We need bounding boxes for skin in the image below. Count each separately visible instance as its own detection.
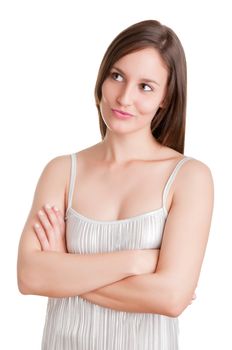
[17,47,213,316]
[33,205,197,311]
[100,47,167,149]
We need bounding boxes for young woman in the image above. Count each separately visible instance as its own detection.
[17,19,214,349]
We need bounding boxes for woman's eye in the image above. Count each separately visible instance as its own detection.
[111,72,123,81]
[110,73,153,92]
[141,83,152,92]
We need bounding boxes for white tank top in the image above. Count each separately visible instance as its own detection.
[42,152,193,350]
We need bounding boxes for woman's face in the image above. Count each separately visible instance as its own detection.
[100,47,168,134]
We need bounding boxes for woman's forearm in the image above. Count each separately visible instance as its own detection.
[80,272,187,317]
[18,250,137,297]
[80,274,160,314]
[19,200,160,298]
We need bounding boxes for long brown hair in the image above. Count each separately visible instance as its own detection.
[94,19,187,153]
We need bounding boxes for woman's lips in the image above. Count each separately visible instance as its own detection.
[111,109,134,119]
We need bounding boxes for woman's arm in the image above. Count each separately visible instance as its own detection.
[17,156,157,297]
[79,272,194,316]
[79,160,214,317]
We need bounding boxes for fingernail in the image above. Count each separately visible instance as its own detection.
[53,206,59,211]
[38,210,44,216]
[45,203,51,209]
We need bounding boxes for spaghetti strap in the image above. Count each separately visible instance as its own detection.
[162,156,193,215]
[64,153,193,219]
[65,153,77,220]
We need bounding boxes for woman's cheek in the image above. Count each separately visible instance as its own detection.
[138,98,159,116]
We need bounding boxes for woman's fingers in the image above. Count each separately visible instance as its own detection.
[34,203,67,253]
[43,204,65,236]
[33,222,50,251]
[37,207,57,246]
[43,204,60,231]
[37,208,53,231]
[52,205,65,233]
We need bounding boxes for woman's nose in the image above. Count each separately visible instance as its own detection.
[116,84,134,106]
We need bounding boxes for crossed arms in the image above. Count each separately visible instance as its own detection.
[17,155,214,317]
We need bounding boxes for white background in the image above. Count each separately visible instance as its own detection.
[0,0,231,349]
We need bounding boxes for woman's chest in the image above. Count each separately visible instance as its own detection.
[66,211,167,254]
[71,159,170,222]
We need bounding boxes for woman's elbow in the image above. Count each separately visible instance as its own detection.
[166,301,185,318]
[17,264,36,295]
[154,288,191,317]
[166,290,192,317]
[17,276,31,295]
[17,255,41,295]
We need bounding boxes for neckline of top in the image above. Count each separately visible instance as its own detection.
[65,154,193,225]
[66,205,167,225]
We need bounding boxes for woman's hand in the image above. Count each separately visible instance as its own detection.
[33,204,67,253]
[134,249,160,274]
[33,204,197,305]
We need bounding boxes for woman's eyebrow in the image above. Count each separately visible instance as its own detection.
[111,66,160,86]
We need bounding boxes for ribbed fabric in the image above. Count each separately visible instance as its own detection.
[41,153,193,350]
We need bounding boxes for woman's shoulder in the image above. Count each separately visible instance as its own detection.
[161,146,211,172]
[43,147,92,182]
[172,155,214,199]
[180,154,212,178]
[162,146,213,190]
[43,152,72,175]
[43,144,95,172]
